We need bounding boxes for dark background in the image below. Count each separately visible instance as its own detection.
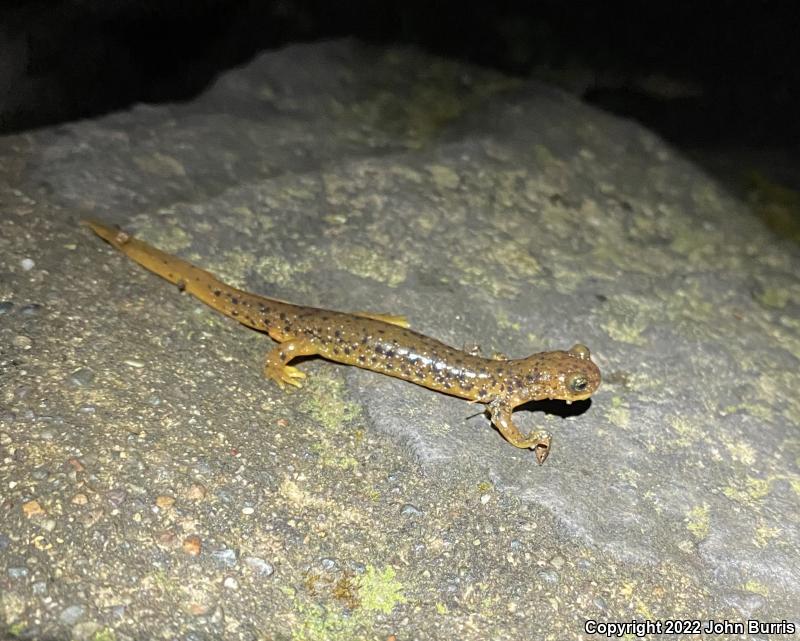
[2,0,799,197]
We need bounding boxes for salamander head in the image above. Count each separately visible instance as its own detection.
[511,343,601,405]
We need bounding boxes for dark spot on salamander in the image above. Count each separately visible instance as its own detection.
[214,289,221,297]
[335,330,341,338]
[283,325,290,333]
[176,279,186,292]
[230,297,238,305]
[358,355,366,363]
[231,310,239,316]
[344,347,351,355]
[386,363,393,370]
[279,312,287,320]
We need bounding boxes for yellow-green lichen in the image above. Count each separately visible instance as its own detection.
[722,476,771,504]
[300,375,361,432]
[753,521,780,548]
[686,504,710,540]
[757,287,790,309]
[131,217,192,254]
[358,565,406,614]
[428,164,460,190]
[743,580,769,597]
[606,396,630,429]
[668,415,703,448]
[292,602,363,641]
[92,629,117,641]
[132,152,187,177]
[600,294,654,345]
[254,254,314,290]
[330,243,407,287]
[290,565,405,641]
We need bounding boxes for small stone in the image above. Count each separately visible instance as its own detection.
[106,489,126,507]
[243,556,274,577]
[68,368,95,388]
[241,506,255,515]
[320,557,337,571]
[211,548,237,567]
[22,500,45,517]
[0,301,13,315]
[223,576,239,589]
[8,567,28,579]
[183,535,202,556]
[20,258,35,271]
[549,555,565,570]
[19,303,42,316]
[31,467,49,480]
[185,484,207,500]
[480,493,491,504]
[400,503,422,517]
[59,604,85,625]
[32,581,47,595]
[67,457,86,473]
[155,495,176,509]
[12,335,32,350]
[537,569,560,585]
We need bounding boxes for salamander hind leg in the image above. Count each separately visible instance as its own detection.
[264,339,318,389]
[487,400,553,464]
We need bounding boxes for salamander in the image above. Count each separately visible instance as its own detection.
[85,220,601,463]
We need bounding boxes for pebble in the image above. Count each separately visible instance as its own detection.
[12,335,32,350]
[243,556,274,577]
[400,503,422,517]
[22,500,45,517]
[537,569,560,585]
[19,303,43,316]
[211,548,237,567]
[320,557,337,571]
[20,258,35,271]
[155,495,175,509]
[549,554,565,570]
[32,581,47,595]
[8,567,28,579]
[223,576,239,589]
[106,489,127,507]
[59,605,85,625]
[183,536,202,556]
[0,301,13,315]
[68,368,95,388]
[241,506,255,515]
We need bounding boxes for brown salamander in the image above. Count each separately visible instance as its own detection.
[85,220,601,463]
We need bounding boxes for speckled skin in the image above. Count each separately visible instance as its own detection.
[86,220,601,463]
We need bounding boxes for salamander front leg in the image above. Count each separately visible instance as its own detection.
[487,400,552,464]
[264,339,318,389]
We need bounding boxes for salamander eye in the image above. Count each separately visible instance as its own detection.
[567,374,588,393]
[569,344,591,360]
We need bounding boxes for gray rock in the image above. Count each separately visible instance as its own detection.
[0,39,797,639]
